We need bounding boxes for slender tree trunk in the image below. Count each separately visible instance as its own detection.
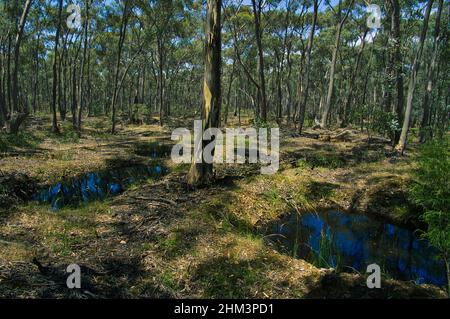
[87,39,92,117]
[391,0,404,144]
[70,33,82,126]
[58,35,65,121]
[341,28,368,128]
[11,0,33,116]
[320,0,354,128]
[286,46,293,122]
[7,34,12,116]
[224,59,235,124]
[275,49,283,122]
[141,64,146,105]
[157,37,165,126]
[62,51,67,119]
[187,0,222,186]
[77,0,90,136]
[71,63,77,126]
[51,0,63,133]
[298,0,318,134]
[111,0,130,134]
[32,17,41,114]
[420,0,443,143]
[0,51,6,126]
[58,55,64,120]
[396,0,434,153]
[251,0,268,122]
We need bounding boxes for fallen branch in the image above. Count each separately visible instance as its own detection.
[129,195,176,206]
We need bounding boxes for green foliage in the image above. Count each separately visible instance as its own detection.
[370,110,400,138]
[130,104,146,124]
[34,125,80,144]
[306,181,337,201]
[251,117,279,129]
[295,158,312,170]
[0,131,42,152]
[311,229,342,271]
[410,136,449,214]
[410,136,450,292]
[306,152,346,169]
[422,210,450,260]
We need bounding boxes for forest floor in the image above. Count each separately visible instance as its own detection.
[0,115,447,298]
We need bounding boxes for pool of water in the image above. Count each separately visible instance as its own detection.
[32,162,168,209]
[269,211,446,287]
[133,142,173,158]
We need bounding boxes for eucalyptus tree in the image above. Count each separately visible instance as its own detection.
[251,0,268,122]
[111,0,131,134]
[320,0,355,129]
[297,0,319,134]
[419,0,444,142]
[187,0,222,186]
[51,0,63,133]
[76,0,91,136]
[396,0,434,154]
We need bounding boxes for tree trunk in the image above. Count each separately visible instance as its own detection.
[77,0,90,136]
[86,37,92,117]
[320,0,354,128]
[286,45,293,122]
[58,34,65,121]
[396,0,433,153]
[0,76,6,127]
[341,28,368,128]
[10,0,33,132]
[51,0,63,133]
[251,0,268,122]
[157,37,165,126]
[224,59,235,125]
[275,48,283,122]
[111,0,130,134]
[391,0,405,144]
[12,0,33,114]
[187,0,222,186]
[298,0,318,134]
[7,34,12,115]
[420,0,443,143]
[32,16,42,114]
[71,63,77,126]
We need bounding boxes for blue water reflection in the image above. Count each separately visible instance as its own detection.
[32,163,168,209]
[271,211,446,287]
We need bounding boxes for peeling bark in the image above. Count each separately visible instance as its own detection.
[187,0,222,186]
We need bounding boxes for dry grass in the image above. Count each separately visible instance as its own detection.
[0,117,445,298]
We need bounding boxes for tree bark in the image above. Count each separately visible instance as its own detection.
[32,14,42,114]
[320,0,354,129]
[420,0,443,143]
[10,0,33,132]
[251,0,268,122]
[298,0,318,134]
[51,0,63,133]
[77,0,90,136]
[396,0,434,153]
[341,28,368,128]
[224,59,235,125]
[187,0,222,186]
[111,0,130,134]
[390,0,405,144]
